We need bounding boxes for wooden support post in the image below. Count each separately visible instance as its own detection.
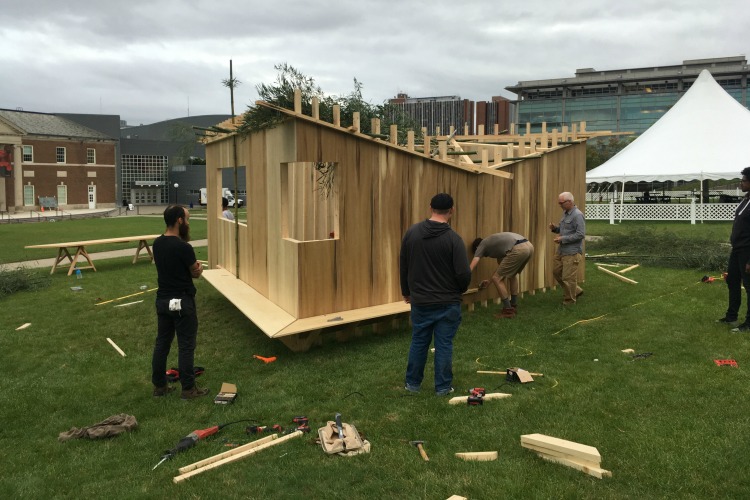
[311,97,319,120]
[436,126,441,136]
[372,117,380,136]
[333,105,341,127]
[439,141,447,161]
[294,89,301,114]
[449,125,455,136]
[494,124,499,135]
[510,122,515,135]
[407,130,414,151]
[551,129,559,148]
[455,451,498,461]
[517,136,525,157]
[561,125,569,141]
[390,124,398,145]
[352,112,360,133]
[580,121,587,133]
[478,124,485,136]
[464,123,469,135]
[525,122,531,135]
[481,149,488,168]
[571,122,577,140]
[423,135,431,157]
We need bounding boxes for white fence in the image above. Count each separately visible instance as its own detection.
[586,189,742,203]
[585,200,738,223]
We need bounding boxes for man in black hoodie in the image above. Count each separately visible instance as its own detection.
[400,193,471,395]
[720,167,750,331]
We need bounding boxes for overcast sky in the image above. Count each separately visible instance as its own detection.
[2,0,747,126]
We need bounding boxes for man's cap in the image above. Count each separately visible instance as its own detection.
[430,193,454,210]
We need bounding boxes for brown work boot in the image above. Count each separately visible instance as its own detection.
[153,385,174,397]
[181,384,210,400]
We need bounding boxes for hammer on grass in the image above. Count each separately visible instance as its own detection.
[410,440,429,461]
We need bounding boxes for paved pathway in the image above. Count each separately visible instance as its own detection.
[0,239,207,272]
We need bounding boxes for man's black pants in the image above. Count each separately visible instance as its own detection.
[152,296,198,390]
[725,248,750,322]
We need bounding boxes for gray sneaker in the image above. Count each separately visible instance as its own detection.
[731,322,750,333]
[436,387,455,396]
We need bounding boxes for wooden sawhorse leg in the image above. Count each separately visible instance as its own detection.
[68,245,97,276]
[51,247,74,275]
[133,239,155,264]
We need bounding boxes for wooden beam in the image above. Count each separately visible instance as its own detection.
[537,454,612,479]
[618,264,640,274]
[178,435,277,474]
[173,431,303,484]
[455,451,498,461]
[520,433,601,465]
[597,266,638,284]
[449,393,511,405]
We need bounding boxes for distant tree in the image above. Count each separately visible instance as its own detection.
[237,63,419,143]
[586,136,636,171]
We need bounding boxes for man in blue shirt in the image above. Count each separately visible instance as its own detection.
[549,192,585,305]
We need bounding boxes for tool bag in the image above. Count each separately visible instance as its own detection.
[317,421,369,456]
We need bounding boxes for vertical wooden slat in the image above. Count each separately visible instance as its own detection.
[294,89,302,114]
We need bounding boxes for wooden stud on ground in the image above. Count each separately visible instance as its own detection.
[106,338,126,357]
[16,323,31,330]
[520,433,610,479]
[173,430,303,484]
[618,264,640,274]
[455,451,498,461]
[597,266,638,284]
[449,393,511,405]
[178,435,277,474]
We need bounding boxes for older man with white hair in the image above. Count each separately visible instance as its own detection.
[549,191,585,305]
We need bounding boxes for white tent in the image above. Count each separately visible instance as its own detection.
[586,69,750,184]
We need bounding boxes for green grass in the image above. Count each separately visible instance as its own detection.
[588,220,732,241]
[0,216,207,264]
[1,224,749,498]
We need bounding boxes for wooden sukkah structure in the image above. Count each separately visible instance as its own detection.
[202,90,612,350]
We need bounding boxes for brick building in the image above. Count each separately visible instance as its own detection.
[0,109,117,212]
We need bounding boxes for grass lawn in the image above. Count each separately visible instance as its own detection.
[0,216,207,264]
[1,222,749,498]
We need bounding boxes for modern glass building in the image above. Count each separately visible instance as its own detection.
[505,56,749,134]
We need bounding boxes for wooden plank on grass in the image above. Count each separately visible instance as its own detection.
[521,441,600,468]
[597,266,638,284]
[521,433,601,464]
[537,453,612,479]
[618,264,640,274]
[178,434,277,474]
[449,393,512,405]
[455,451,498,461]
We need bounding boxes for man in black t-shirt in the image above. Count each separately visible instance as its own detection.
[151,205,208,399]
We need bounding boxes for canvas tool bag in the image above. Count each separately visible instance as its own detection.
[317,420,369,456]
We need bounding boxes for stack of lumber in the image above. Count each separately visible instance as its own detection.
[520,433,611,479]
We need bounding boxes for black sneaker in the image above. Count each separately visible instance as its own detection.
[731,322,750,333]
[153,385,174,397]
[717,317,740,327]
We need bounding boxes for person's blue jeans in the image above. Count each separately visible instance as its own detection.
[405,303,462,394]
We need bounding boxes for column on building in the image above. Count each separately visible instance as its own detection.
[13,144,23,212]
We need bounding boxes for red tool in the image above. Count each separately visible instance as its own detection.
[246,424,283,434]
[714,359,738,368]
[253,355,277,364]
[152,420,252,470]
[468,387,486,397]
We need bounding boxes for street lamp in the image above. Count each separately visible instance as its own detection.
[173,183,179,205]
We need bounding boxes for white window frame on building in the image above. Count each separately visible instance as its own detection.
[23,184,35,206]
[57,184,68,205]
[22,145,33,162]
[56,147,66,163]
[86,148,96,164]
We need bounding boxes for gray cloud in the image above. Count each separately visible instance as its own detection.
[1,0,747,125]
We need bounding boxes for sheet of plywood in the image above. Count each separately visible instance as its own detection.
[202,268,295,337]
[521,434,601,465]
